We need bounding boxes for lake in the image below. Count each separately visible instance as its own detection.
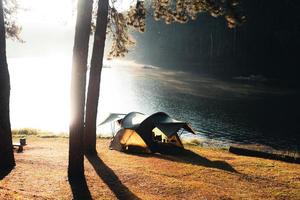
[8,57,300,151]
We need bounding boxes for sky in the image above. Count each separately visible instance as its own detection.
[7,0,75,58]
[7,0,136,58]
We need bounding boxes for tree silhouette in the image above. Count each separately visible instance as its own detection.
[0,0,21,175]
[84,0,109,154]
[68,0,93,180]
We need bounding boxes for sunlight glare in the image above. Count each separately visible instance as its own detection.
[9,56,71,133]
[18,0,74,25]
[17,0,137,25]
[110,0,137,12]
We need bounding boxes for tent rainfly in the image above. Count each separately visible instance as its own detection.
[106,112,196,154]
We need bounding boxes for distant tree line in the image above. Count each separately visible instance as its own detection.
[130,0,300,84]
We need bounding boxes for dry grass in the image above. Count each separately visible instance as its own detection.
[12,128,67,138]
[1,136,300,199]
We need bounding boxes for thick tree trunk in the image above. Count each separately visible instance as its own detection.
[0,0,15,172]
[68,0,93,180]
[84,0,109,154]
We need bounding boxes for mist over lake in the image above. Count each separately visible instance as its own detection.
[8,57,300,150]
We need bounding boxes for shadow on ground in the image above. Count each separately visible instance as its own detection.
[69,175,92,200]
[86,154,140,200]
[0,167,13,180]
[130,148,237,173]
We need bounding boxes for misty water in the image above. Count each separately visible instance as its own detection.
[8,57,300,151]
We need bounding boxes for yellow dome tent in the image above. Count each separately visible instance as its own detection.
[107,112,196,154]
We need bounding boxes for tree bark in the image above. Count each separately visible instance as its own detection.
[84,0,109,154]
[68,0,93,180]
[0,0,15,172]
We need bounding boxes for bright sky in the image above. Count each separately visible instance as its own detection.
[7,0,75,58]
[7,0,136,58]
[17,0,74,25]
[17,0,136,25]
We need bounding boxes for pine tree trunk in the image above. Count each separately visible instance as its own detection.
[0,0,15,172]
[84,0,109,154]
[68,0,93,180]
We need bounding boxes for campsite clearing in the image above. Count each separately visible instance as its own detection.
[1,136,300,199]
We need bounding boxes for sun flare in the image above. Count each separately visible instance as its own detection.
[9,56,71,132]
[17,0,74,25]
[17,0,136,26]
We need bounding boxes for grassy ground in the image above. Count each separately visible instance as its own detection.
[1,136,300,199]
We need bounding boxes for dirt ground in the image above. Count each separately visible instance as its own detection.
[1,136,300,200]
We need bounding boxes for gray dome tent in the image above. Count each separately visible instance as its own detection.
[109,112,195,153]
